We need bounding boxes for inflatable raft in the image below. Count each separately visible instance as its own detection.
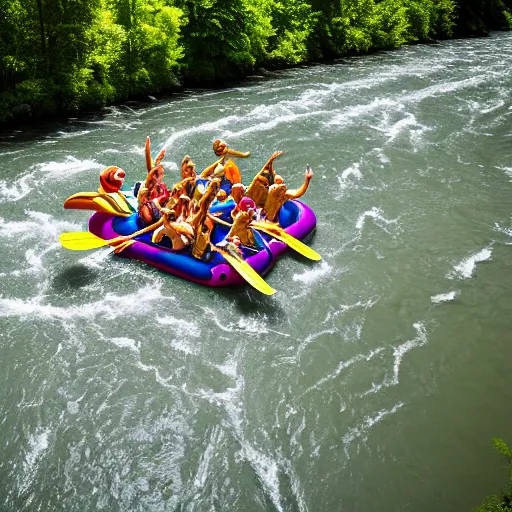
[59,139,320,295]
[87,187,317,288]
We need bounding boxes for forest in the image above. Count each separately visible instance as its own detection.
[1,0,511,125]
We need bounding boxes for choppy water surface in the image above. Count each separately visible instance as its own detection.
[1,33,512,512]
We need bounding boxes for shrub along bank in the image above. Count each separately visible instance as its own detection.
[0,0,511,126]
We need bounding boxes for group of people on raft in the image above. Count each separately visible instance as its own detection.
[114,138,314,259]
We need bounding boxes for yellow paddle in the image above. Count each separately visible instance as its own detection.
[59,218,164,252]
[250,221,321,261]
[60,232,276,295]
[59,232,127,251]
[212,245,276,296]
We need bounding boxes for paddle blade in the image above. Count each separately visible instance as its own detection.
[251,221,321,261]
[213,246,276,295]
[224,159,242,184]
[59,232,110,251]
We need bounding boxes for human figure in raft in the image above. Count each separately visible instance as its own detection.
[200,139,250,184]
[263,166,314,222]
[137,164,170,225]
[227,197,258,248]
[244,151,284,207]
[126,179,221,257]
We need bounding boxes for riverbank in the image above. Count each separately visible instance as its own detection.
[1,0,511,131]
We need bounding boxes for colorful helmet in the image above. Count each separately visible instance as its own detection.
[99,166,125,193]
[238,196,256,212]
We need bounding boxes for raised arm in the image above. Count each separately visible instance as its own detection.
[285,166,314,200]
[200,157,224,178]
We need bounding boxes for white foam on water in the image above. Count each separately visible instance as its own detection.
[384,113,428,143]
[193,426,224,489]
[297,328,338,359]
[337,163,362,192]
[126,144,146,156]
[0,284,170,321]
[495,222,512,237]
[171,338,199,355]
[327,73,490,131]
[498,166,512,181]
[162,116,237,149]
[19,427,51,493]
[323,298,379,323]
[223,109,329,139]
[0,174,34,203]
[304,347,385,395]
[356,207,399,232]
[37,156,104,180]
[372,148,391,164]
[392,322,428,385]
[157,316,201,338]
[55,130,92,139]
[327,97,396,127]
[108,337,140,354]
[0,148,26,156]
[201,307,273,337]
[0,210,82,241]
[196,356,285,512]
[292,261,332,285]
[156,316,201,354]
[447,246,492,279]
[342,402,404,446]
[215,357,238,378]
[24,243,60,275]
[0,157,104,204]
[405,73,490,104]
[469,98,506,115]
[76,248,113,269]
[240,443,283,512]
[430,291,458,304]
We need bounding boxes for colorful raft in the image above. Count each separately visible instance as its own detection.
[87,186,316,287]
[60,139,320,295]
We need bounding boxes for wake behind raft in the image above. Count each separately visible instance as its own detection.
[59,137,321,295]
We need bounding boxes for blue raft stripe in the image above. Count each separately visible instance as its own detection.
[111,199,301,281]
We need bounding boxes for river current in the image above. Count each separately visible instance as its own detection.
[1,33,512,512]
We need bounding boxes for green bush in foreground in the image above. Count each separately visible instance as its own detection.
[474,438,512,512]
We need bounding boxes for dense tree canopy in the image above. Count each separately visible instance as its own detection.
[0,0,511,125]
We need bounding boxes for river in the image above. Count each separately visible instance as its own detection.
[1,32,511,512]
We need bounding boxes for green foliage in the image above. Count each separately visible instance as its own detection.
[0,0,509,125]
[373,0,410,49]
[178,0,256,82]
[266,0,318,64]
[493,438,512,460]
[474,439,512,512]
[504,9,512,28]
[327,0,375,55]
[109,0,185,97]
